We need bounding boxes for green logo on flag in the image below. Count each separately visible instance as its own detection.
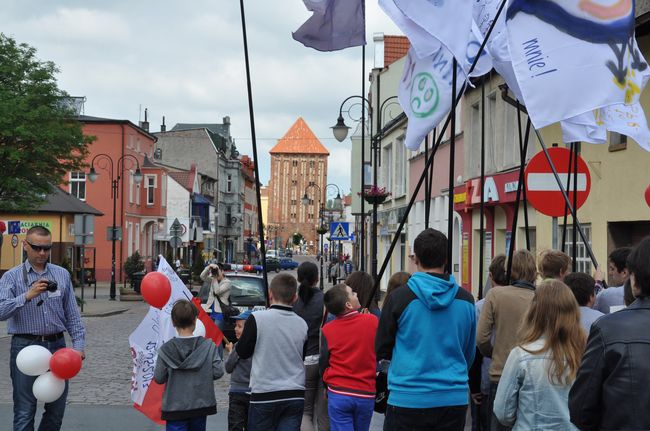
[410,73,439,118]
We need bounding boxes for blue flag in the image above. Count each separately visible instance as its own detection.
[292,0,366,52]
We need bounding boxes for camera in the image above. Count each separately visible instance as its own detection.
[45,280,58,292]
[210,267,220,276]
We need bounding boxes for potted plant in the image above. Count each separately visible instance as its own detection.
[121,251,145,300]
[359,186,391,205]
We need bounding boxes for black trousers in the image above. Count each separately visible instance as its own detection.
[384,404,467,431]
[228,392,250,431]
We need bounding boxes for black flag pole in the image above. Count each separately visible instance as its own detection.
[239,0,268,299]
[572,142,580,271]
[516,101,531,250]
[478,80,486,300]
[360,45,366,272]
[425,135,430,229]
[561,142,575,253]
[364,0,509,308]
[446,59,458,275]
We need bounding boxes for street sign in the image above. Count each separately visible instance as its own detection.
[106,227,122,241]
[330,222,350,240]
[74,214,95,245]
[8,221,20,234]
[170,218,182,235]
[169,236,182,248]
[11,234,18,248]
[525,147,591,217]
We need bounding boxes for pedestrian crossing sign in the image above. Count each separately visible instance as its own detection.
[330,222,350,240]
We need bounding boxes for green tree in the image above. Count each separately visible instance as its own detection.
[0,34,93,210]
[124,251,145,281]
[292,232,303,246]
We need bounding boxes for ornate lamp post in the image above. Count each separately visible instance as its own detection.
[302,183,342,289]
[88,154,143,300]
[332,96,372,272]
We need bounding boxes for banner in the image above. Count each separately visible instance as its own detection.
[292,0,366,51]
[399,46,465,150]
[129,256,222,424]
[506,0,649,128]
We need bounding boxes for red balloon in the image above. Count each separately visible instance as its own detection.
[141,272,172,309]
[645,184,650,208]
[49,348,82,380]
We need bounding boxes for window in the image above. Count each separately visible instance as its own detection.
[227,174,232,192]
[395,138,406,196]
[383,144,393,193]
[291,199,297,206]
[309,161,314,168]
[161,174,167,207]
[129,172,134,203]
[291,180,297,186]
[70,172,86,201]
[609,132,627,152]
[226,207,232,227]
[292,160,298,167]
[556,223,592,274]
[146,175,156,205]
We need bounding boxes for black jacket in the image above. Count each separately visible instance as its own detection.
[569,297,650,431]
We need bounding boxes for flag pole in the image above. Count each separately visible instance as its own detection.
[360,44,366,272]
[424,135,430,229]
[239,0,268,300]
[478,80,486,299]
[516,101,531,250]
[561,142,575,252]
[572,142,580,271]
[364,0,509,308]
[446,59,458,275]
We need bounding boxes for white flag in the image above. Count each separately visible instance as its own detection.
[561,111,607,144]
[399,46,465,150]
[602,102,650,152]
[467,21,494,78]
[506,0,649,128]
[382,0,472,71]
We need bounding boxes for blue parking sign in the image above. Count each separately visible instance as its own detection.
[8,221,20,234]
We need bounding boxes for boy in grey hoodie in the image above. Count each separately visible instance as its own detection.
[154,300,224,430]
[224,310,253,431]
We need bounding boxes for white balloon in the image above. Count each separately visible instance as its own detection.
[193,320,206,337]
[32,372,65,403]
[16,345,52,376]
[174,319,206,338]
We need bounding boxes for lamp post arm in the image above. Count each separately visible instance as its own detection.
[338,95,372,117]
[90,153,115,182]
[116,154,142,179]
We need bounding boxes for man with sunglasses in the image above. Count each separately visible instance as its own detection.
[0,225,85,430]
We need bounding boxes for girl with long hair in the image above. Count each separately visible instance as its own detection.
[493,279,586,430]
[345,271,380,317]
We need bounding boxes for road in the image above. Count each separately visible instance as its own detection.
[0,256,385,429]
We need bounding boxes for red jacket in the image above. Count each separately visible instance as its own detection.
[320,311,378,398]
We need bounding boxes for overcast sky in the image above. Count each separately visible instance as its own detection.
[2,0,402,195]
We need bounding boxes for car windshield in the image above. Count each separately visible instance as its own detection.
[228,277,266,305]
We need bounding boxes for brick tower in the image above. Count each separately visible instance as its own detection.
[268,118,329,253]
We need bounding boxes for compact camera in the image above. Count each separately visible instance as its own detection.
[45,280,58,292]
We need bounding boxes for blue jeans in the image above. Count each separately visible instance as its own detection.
[10,336,68,431]
[248,399,304,431]
[165,416,207,431]
[327,391,374,431]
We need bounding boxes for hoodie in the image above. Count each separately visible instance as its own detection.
[154,336,224,420]
[375,272,476,409]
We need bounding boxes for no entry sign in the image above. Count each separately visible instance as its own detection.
[525,147,591,217]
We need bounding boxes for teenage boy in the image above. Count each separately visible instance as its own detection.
[321,284,378,431]
[225,310,253,431]
[538,249,571,280]
[236,273,308,430]
[376,228,476,431]
[594,247,632,313]
[154,300,224,430]
[564,272,604,333]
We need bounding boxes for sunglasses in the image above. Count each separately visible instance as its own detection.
[26,241,53,252]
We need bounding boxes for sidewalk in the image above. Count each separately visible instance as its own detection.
[0,282,146,339]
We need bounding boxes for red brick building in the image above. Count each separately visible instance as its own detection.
[268,118,329,253]
[240,155,259,262]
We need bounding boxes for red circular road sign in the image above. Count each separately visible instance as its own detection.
[525,147,591,217]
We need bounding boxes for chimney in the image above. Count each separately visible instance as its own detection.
[139,108,150,132]
[223,116,231,136]
[373,33,385,70]
[161,116,166,132]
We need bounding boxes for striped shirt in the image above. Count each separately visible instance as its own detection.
[0,261,86,350]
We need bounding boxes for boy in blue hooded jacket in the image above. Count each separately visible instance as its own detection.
[376,228,476,431]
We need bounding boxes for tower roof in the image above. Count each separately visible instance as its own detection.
[269,117,329,155]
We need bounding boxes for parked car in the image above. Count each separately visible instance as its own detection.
[177,268,191,284]
[266,249,278,259]
[199,273,268,342]
[279,257,299,270]
[264,257,281,273]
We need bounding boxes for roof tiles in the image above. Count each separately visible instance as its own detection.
[269,117,329,155]
[384,36,410,68]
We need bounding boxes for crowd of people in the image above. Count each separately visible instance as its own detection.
[3,225,650,431]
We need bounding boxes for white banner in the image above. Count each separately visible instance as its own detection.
[506,0,648,128]
[129,256,194,405]
[399,46,466,150]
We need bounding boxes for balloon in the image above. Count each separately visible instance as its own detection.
[140,272,172,309]
[174,319,206,338]
[32,372,66,403]
[49,348,82,380]
[645,184,650,208]
[16,345,52,376]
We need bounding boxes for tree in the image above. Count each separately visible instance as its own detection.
[124,251,145,281]
[292,232,303,246]
[0,34,93,211]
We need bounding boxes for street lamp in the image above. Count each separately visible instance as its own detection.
[88,153,143,300]
[303,183,342,289]
[332,96,372,273]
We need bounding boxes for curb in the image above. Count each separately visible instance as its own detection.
[81,308,130,318]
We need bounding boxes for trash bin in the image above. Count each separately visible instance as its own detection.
[131,271,146,294]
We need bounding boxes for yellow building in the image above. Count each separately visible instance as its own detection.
[0,186,102,277]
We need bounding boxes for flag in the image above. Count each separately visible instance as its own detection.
[399,46,465,150]
[506,0,649,128]
[380,0,472,74]
[561,111,607,144]
[129,256,223,424]
[292,0,365,51]
[467,21,493,78]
